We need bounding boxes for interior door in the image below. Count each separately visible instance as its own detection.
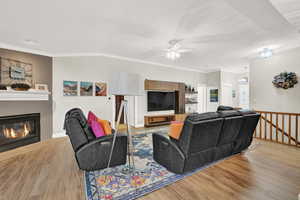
[239,84,249,109]
[115,95,124,123]
[221,83,233,107]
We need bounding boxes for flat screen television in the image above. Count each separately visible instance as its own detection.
[147,91,175,111]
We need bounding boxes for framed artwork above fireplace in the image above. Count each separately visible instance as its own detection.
[0,57,33,87]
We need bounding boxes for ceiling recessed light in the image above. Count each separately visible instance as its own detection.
[259,48,273,59]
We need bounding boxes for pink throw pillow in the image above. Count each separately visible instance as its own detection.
[90,120,105,138]
[87,111,97,125]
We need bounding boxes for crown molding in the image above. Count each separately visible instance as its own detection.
[0,43,53,57]
[0,42,209,73]
[53,52,208,73]
[220,68,249,74]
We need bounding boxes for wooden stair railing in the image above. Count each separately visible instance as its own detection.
[254,111,300,148]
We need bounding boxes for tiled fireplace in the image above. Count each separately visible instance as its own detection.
[0,113,40,152]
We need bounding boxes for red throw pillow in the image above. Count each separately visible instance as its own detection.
[87,111,97,125]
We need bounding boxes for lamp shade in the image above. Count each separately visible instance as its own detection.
[109,72,143,96]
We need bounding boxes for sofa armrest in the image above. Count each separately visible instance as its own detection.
[152,132,185,173]
[75,134,127,171]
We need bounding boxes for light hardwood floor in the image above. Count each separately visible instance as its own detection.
[0,136,299,200]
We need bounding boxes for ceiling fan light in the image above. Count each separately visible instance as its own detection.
[166,50,181,60]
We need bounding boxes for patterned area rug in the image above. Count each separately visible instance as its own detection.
[84,132,221,200]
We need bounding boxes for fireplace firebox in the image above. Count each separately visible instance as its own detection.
[0,113,40,152]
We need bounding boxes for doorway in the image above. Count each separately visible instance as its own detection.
[239,84,249,109]
[197,85,207,113]
[115,95,125,124]
[221,83,233,107]
[238,77,249,109]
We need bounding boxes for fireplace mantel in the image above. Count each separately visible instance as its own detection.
[0,90,50,101]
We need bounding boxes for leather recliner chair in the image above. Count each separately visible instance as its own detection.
[153,110,260,174]
[64,108,128,171]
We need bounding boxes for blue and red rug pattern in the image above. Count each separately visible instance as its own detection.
[84,132,219,200]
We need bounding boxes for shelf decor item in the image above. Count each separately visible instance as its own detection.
[35,84,48,91]
[0,84,7,90]
[232,90,236,98]
[272,72,298,89]
[11,83,31,91]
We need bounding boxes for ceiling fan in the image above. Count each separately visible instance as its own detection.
[164,39,191,60]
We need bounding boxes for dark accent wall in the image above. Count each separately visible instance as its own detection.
[0,48,53,140]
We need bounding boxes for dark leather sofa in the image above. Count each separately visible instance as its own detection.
[64,108,128,171]
[153,109,260,174]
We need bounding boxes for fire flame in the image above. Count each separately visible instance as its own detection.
[3,124,30,139]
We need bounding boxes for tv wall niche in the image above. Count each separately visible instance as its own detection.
[144,79,185,114]
[147,91,175,112]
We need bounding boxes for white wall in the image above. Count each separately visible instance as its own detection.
[206,71,221,111]
[220,71,249,108]
[52,56,206,136]
[250,47,300,113]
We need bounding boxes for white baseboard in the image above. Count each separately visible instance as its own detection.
[134,124,144,128]
[52,130,66,138]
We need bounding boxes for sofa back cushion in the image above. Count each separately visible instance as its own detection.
[186,112,219,122]
[217,105,234,111]
[64,108,95,141]
[217,110,243,145]
[65,117,89,151]
[178,112,223,156]
[237,110,261,141]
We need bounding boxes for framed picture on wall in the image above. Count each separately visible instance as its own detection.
[95,82,107,96]
[209,89,219,102]
[80,81,93,96]
[63,80,78,96]
[0,57,33,86]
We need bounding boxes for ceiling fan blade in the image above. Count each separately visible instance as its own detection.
[224,0,296,34]
[177,49,192,53]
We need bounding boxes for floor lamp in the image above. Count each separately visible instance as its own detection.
[107,72,143,172]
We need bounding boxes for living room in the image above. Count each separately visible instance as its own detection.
[0,0,300,200]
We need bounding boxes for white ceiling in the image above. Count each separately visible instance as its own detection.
[1,0,300,72]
